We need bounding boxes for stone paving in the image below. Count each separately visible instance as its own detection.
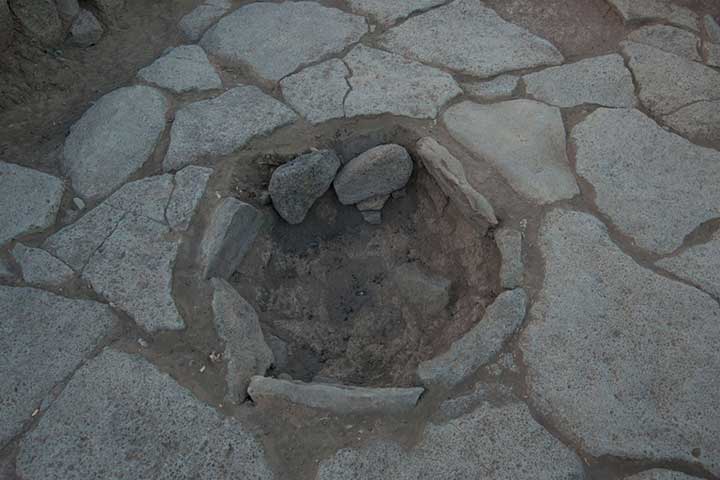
[2,0,720,479]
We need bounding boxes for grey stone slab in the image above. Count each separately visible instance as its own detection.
[343,45,461,119]
[622,41,720,115]
[0,287,116,448]
[704,15,720,44]
[16,349,275,480]
[105,174,174,224]
[657,230,720,299]
[379,0,563,78]
[572,108,720,254]
[705,42,720,67]
[496,228,523,289]
[520,208,720,474]
[63,86,168,200]
[69,9,103,47]
[416,137,497,225]
[317,399,584,480]
[138,45,222,94]
[166,165,212,231]
[417,288,527,388]
[280,59,349,125]
[178,1,229,42]
[334,144,412,205]
[201,1,366,82]
[247,376,423,415]
[523,54,636,107]
[443,100,578,204]
[0,162,64,247]
[211,279,274,403]
[461,74,518,100]
[11,243,74,286]
[627,25,701,61]
[625,470,701,480]
[269,150,341,224]
[8,0,62,45]
[663,100,720,144]
[163,86,297,171]
[607,0,698,31]
[83,214,183,332]
[345,0,446,26]
[199,198,262,279]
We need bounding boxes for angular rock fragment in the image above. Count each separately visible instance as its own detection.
[137,45,222,94]
[69,9,103,47]
[607,0,698,31]
[11,244,74,286]
[247,376,423,415]
[166,165,212,231]
[178,0,230,42]
[657,230,720,299]
[334,144,412,205]
[417,288,527,387]
[345,0,445,26]
[8,0,62,45]
[269,150,341,224]
[461,75,518,100]
[360,210,381,225]
[627,25,701,61]
[495,228,523,289]
[280,60,349,125]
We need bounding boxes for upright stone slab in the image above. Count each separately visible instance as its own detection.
[137,45,222,94]
[607,0,698,31]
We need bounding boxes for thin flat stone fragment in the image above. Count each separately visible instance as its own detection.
[137,45,222,93]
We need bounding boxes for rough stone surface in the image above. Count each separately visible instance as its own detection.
[607,0,698,31]
[0,162,64,246]
[317,399,584,480]
[523,54,636,107]
[0,0,12,52]
[705,15,720,44]
[0,257,12,280]
[391,262,450,316]
[105,174,174,224]
[269,150,341,224]
[248,376,423,415]
[416,136,497,225]
[334,144,413,205]
[703,41,720,67]
[343,45,460,119]
[624,470,701,480]
[663,100,720,145]
[63,86,168,199]
[16,349,275,480]
[83,214,183,332]
[88,0,123,23]
[520,208,720,474]
[657,230,720,299]
[443,100,578,204]
[8,0,63,45]
[138,45,222,93]
[360,210,382,225]
[11,243,74,286]
[622,41,720,115]
[0,287,116,448]
[346,0,445,26]
[461,74,518,100]
[69,9,103,47]
[356,194,389,211]
[56,0,79,18]
[417,289,527,387]
[627,25,701,61]
[163,86,297,171]
[280,59,349,125]
[166,165,212,231]
[379,0,563,78]
[496,228,523,289]
[211,279,274,402]
[200,198,262,279]
[573,108,720,254]
[178,0,229,42]
[201,1,366,82]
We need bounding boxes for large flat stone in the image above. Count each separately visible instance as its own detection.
[63,86,168,200]
[317,399,584,479]
[443,100,578,204]
[520,208,720,474]
[523,54,636,107]
[200,1,366,82]
[0,162,64,247]
[163,86,297,171]
[607,0,698,31]
[343,45,460,119]
[280,59,349,125]
[379,0,563,78]
[178,0,230,42]
[627,25,701,61]
[11,243,74,286]
[622,41,720,115]
[166,165,213,231]
[662,100,720,145]
[138,45,222,94]
[346,0,445,26]
[572,108,720,254]
[16,349,275,480]
[0,287,116,448]
[657,230,720,299]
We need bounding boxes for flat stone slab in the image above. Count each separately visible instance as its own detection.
[496,228,523,289]
[520,209,720,474]
[627,25,701,61]
[166,165,212,231]
[137,45,222,93]
[443,100,578,204]
[211,278,274,403]
[461,74,518,100]
[0,287,116,448]
[625,470,701,480]
[622,41,720,115]
[663,100,720,145]
[572,108,720,254]
[607,0,698,31]
[417,288,527,387]
[201,1,366,82]
[16,349,275,480]
[63,86,168,200]
[104,174,175,223]
[343,45,461,119]
[523,54,636,107]
[379,0,563,78]
[345,0,446,26]
[178,0,229,42]
[657,230,720,299]
[163,86,297,171]
[11,243,74,286]
[317,399,584,479]
[280,59,349,125]
[247,376,423,415]
[0,162,63,246]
